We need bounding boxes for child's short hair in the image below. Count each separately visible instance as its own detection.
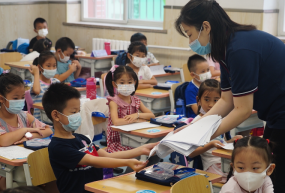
[130,33,147,43]
[2,186,45,193]
[33,17,47,29]
[105,66,139,97]
[125,41,147,64]
[33,51,57,67]
[42,83,81,121]
[187,54,207,72]
[196,79,221,114]
[32,39,52,54]
[0,73,24,97]
[55,37,75,52]
[227,136,275,181]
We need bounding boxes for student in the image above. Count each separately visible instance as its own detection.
[0,73,52,146]
[206,56,220,79]
[189,79,242,182]
[28,18,51,53]
[22,39,52,62]
[126,41,157,89]
[54,37,82,83]
[29,51,59,120]
[185,54,211,118]
[130,32,160,67]
[43,83,157,193]
[105,65,155,152]
[221,136,275,193]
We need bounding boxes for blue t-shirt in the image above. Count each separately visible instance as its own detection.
[56,60,74,83]
[220,30,285,129]
[48,133,103,193]
[185,80,199,118]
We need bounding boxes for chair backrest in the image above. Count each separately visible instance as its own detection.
[0,52,22,70]
[169,82,183,115]
[25,90,33,114]
[27,148,56,186]
[182,63,193,82]
[171,175,211,193]
[100,72,108,97]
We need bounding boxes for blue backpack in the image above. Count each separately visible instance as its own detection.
[174,82,189,116]
[70,78,86,87]
[115,51,127,65]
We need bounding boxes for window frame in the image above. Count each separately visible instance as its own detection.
[278,0,285,36]
[81,0,164,28]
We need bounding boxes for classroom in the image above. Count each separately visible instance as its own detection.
[0,0,284,192]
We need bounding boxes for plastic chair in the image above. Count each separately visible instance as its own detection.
[26,148,57,186]
[171,175,212,193]
[99,72,107,97]
[180,63,193,82]
[25,90,34,114]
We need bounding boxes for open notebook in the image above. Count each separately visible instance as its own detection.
[0,146,34,160]
[149,115,222,158]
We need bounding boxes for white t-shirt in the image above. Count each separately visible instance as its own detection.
[20,51,39,62]
[146,52,159,64]
[127,64,153,81]
[193,115,223,171]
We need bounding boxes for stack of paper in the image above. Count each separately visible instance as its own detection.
[149,115,222,158]
[149,65,166,75]
[112,122,159,131]
[0,146,34,160]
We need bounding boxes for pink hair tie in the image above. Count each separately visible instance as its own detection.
[110,65,119,74]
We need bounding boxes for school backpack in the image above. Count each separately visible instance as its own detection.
[70,78,87,87]
[115,51,127,66]
[174,82,189,116]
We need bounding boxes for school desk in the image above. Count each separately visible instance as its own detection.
[154,72,181,83]
[33,102,106,125]
[212,149,232,174]
[85,163,222,193]
[135,88,171,113]
[0,145,32,188]
[5,61,33,81]
[75,54,116,77]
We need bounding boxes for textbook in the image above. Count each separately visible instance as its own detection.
[149,115,222,158]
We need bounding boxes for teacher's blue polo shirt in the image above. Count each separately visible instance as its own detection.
[220,30,285,129]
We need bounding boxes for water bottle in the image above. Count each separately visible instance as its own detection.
[104,42,111,55]
[86,77,96,100]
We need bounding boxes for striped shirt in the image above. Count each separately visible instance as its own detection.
[30,78,59,120]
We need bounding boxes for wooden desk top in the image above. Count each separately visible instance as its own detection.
[85,164,222,193]
[5,61,33,70]
[154,72,180,78]
[112,125,173,138]
[212,149,232,159]
[135,88,169,99]
[75,54,116,60]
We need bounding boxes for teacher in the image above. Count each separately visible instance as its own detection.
[175,0,285,192]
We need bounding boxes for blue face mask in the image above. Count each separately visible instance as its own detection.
[58,111,82,132]
[189,26,211,55]
[40,66,57,79]
[3,97,25,114]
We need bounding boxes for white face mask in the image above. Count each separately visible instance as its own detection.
[116,84,135,96]
[59,50,70,63]
[194,71,211,82]
[40,66,57,79]
[234,164,272,192]
[38,29,48,38]
[130,54,146,68]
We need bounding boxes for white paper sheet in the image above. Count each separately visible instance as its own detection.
[149,65,166,75]
[112,122,159,131]
[0,146,34,160]
[216,143,234,150]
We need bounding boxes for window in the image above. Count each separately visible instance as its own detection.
[81,0,165,27]
[278,0,285,36]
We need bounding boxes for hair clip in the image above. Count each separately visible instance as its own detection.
[235,138,239,143]
[266,139,270,144]
[110,65,119,73]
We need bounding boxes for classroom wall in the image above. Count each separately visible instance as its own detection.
[0,0,280,68]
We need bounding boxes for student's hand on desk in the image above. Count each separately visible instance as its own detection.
[14,137,28,145]
[139,142,159,156]
[28,65,39,75]
[124,114,139,123]
[128,159,149,172]
[69,63,77,72]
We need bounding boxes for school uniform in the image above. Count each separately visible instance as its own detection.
[56,60,74,83]
[127,64,153,81]
[185,80,199,118]
[220,30,285,192]
[49,133,103,193]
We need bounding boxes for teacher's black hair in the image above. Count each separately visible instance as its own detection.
[105,66,138,97]
[226,136,275,182]
[175,0,256,63]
